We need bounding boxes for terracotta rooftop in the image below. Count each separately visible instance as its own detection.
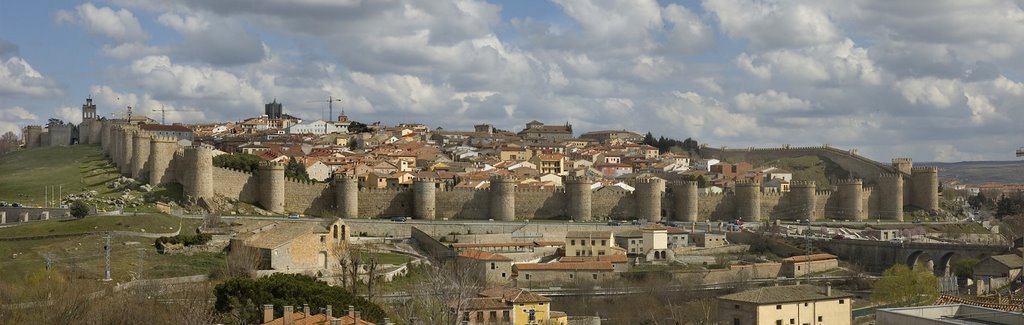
[565,230,613,238]
[451,241,563,249]
[781,254,838,263]
[717,285,852,305]
[458,249,513,262]
[514,261,615,272]
[261,313,375,325]
[558,255,628,263]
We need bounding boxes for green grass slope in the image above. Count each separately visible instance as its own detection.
[761,155,851,189]
[0,145,119,206]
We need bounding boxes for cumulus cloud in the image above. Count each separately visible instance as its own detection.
[0,107,39,139]
[704,0,840,49]
[734,90,811,112]
[57,3,148,42]
[0,57,62,97]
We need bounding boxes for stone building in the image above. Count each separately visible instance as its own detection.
[973,254,1023,279]
[781,254,839,278]
[690,232,728,248]
[512,261,616,286]
[564,230,624,257]
[459,287,568,325]
[717,285,852,325]
[457,249,513,285]
[231,219,350,274]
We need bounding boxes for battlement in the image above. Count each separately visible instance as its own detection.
[215,166,255,176]
[133,131,153,139]
[284,176,318,185]
[47,124,73,130]
[815,190,833,196]
[836,178,863,185]
[490,175,517,182]
[565,175,593,183]
[878,172,903,179]
[735,179,759,187]
[26,125,42,130]
[185,144,214,151]
[151,135,178,143]
[359,187,409,194]
[515,188,562,193]
[790,180,816,187]
[333,174,358,182]
[635,176,664,184]
[911,166,938,173]
[892,158,913,164]
[762,191,784,197]
[671,180,699,187]
[414,177,438,183]
[259,161,286,169]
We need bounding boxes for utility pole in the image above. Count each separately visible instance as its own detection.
[103,234,112,281]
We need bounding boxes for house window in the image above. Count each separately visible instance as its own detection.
[804,303,808,307]
[839,299,844,304]
[501,273,506,278]
[539,303,544,306]
[790,319,795,324]
[776,305,782,310]
[776,320,782,325]
[817,316,822,322]
[591,240,595,245]
[490,262,496,270]
[462,312,469,321]
[489,311,497,320]
[592,274,598,279]
[320,236,326,243]
[734,304,740,309]
[601,240,607,246]
[502,311,510,321]
[733,318,740,325]
[525,274,531,280]
[571,240,576,245]
[476,311,483,321]
[569,274,574,279]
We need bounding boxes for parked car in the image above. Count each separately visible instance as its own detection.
[390,216,408,222]
[799,219,810,225]
[631,219,643,225]
[287,213,301,220]
[0,202,7,207]
[607,220,622,226]
[11,203,21,207]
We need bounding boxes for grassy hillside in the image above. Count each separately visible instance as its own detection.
[0,214,184,239]
[0,145,118,206]
[761,155,851,189]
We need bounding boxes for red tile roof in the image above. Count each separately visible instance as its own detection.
[458,249,513,262]
[514,261,615,272]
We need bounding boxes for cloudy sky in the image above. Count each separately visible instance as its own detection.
[1,0,1023,162]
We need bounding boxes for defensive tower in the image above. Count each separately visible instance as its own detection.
[635,176,665,222]
[911,167,939,211]
[182,145,214,202]
[671,180,699,222]
[489,175,517,221]
[877,173,904,221]
[892,158,913,175]
[789,180,816,221]
[837,178,865,221]
[148,136,178,186]
[334,174,359,219]
[735,180,761,221]
[130,131,152,180]
[258,161,286,214]
[47,124,73,147]
[413,177,438,220]
[565,176,593,222]
[119,127,136,175]
[25,125,42,148]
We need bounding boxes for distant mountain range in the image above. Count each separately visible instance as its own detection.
[920,160,1024,184]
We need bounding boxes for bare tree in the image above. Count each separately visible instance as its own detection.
[397,260,481,325]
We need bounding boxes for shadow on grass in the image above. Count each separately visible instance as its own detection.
[153,183,184,201]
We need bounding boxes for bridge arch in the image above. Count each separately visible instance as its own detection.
[906,250,934,271]
[935,252,959,277]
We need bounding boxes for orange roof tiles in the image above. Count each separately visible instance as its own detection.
[458,249,513,262]
[514,261,615,272]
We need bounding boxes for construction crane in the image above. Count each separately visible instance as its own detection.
[307,96,344,121]
[152,105,197,125]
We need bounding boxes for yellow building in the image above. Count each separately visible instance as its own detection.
[459,287,567,325]
[717,285,852,325]
[563,230,625,257]
[528,153,567,176]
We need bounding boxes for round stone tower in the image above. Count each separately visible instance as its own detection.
[25,126,42,148]
[131,131,152,181]
[258,161,286,214]
[635,176,665,222]
[837,178,865,221]
[119,127,136,175]
[110,126,122,166]
[413,177,438,220]
[671,180,699,222]
[100,121,112,153]
[148,136,178,186]
[891,158,913,175]
[78,120,91,145]
[86,120,102,145]
[334,174,359,219]
[182,145,214,201]
[489,175,517,221]
[565,176,593,222]
[877,173,904,221]
[911,167,939,211]
[734,180,761,221]
[789,180,816,221]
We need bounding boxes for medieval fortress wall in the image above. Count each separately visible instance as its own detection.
[46,120,940,222]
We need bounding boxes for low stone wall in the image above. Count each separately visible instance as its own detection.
[0,207,71,224]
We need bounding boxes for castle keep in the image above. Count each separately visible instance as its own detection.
[53,118,941,222]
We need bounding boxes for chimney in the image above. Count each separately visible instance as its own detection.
[283,306,294,325]
[827,285,832,297]
[348,305,355,320]
[326,305,333,318]
[263,304,275,324]
[354,311,362,324]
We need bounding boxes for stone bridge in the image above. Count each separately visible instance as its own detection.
[815,238,1010,275]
